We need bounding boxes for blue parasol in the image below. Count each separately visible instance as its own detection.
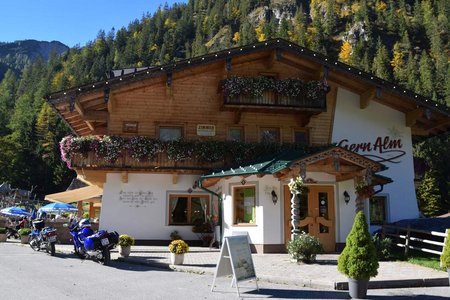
[39,202,78,213]
[0,206,31,217]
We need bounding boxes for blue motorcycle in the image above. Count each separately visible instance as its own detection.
[29,219,58,256]
[66,218,118,265]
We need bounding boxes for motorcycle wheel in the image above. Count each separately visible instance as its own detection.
[49,242,56,256]
[99,248,110,266]
[29,237,39,251]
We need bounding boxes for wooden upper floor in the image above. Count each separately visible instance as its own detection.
[47,39,449,146]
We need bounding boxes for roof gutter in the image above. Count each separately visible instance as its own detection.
[198,178,223,248]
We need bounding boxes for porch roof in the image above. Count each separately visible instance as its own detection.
[200,146,390,185]
[45,185,103,203]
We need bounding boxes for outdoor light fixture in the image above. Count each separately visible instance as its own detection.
[343,190,350,205]
[271,190,278,205]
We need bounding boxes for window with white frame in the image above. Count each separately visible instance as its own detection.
[369,195,388,225]
[233,186,256,224]
[168,194,210,225]
[159,126,183,141]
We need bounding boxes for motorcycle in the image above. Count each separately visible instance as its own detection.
[6,225,19,239]
[66,218,119,265]
[29,219,58,256]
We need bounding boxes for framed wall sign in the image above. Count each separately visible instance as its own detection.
[123,121,138,133]
[197,124,216,136]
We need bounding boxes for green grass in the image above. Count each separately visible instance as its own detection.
[392,248,446,271]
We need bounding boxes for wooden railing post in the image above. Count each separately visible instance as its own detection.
[442,229,449,268]
[405,225,411,256]
[381,222,386,239]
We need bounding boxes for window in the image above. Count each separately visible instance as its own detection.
[294,129,308,145]
[159,126,183,141]
[168,194,210,225]
[233,186,256,224]
[259,127,280,144]
[228,127,244,142]
[369,195,388,225]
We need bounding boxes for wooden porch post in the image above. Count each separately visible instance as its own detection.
[77,201,83,218]
[89,202,95,219]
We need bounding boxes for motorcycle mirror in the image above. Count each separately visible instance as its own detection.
[63,223,68,227]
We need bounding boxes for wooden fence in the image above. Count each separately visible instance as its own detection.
[381,224,448,257]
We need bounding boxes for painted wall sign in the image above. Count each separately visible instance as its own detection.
[118,190,157,208]
[338,136,406,164]
[197,124,216,136]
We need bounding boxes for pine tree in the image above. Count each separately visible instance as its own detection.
[417,170,443,217]
[418,50,434,98]
[372,38,392,80]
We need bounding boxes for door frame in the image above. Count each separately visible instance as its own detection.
[284,185,336,252]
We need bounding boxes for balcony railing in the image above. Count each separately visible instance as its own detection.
[224,91,326,111]
[70,151,226,171]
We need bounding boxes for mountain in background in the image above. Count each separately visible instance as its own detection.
[0,40,68,81]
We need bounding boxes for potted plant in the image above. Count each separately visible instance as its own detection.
[355,179,374,198]
[338,212,379,299]
[0,227,7,242]
[192,218,214,247]
[287,232,323,263]
[18,228,31,244]
[440,229,450,285]
[118,234,135,257]
[168,239,189,265]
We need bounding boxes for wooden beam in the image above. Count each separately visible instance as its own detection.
[405,108,423,127]
[234,109,242,124]
[172,173,178,184]
[82,111,108,122]
[74,98,95,131]
[411,128,430,136]
[360,87,376,109]
[91,126,107,135]
[107,93,115,113]
[201,177,221,188]
[121,171,128,183]
[266,49,281,69]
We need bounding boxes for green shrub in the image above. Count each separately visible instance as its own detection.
[287,232,323,263]
[170,230,182,240]
[118,234,135,247]
[440,229,450,268]
[372,234,395,261]
[18,228,31,236]
[0,227,6,234]
[338,212,379,279]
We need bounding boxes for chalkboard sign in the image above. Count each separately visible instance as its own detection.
[211,234,258,297]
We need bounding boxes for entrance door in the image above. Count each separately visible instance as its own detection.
[284,185,336,252]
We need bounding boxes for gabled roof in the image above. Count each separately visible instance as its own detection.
[46,38,449,138]
[200,146,389,186]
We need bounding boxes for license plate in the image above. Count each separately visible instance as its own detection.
[48,235,57,242]
[101,238,109,246]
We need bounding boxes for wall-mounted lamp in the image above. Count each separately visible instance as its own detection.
[271,190,278,205]
[343,190,350,205]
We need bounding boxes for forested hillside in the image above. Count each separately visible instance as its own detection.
[0,0,448,215]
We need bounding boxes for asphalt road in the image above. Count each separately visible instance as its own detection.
[0,243,448,300]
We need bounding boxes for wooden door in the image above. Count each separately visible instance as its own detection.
[284,185,336,252]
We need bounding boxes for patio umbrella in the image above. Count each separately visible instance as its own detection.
[0,206,31,217]
[39,202,78,213]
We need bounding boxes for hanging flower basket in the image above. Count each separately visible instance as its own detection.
[288,176,309,195]
[355,180,375,198]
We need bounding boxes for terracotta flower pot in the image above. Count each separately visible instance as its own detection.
[0,233,7,242]
[20,235,29,244]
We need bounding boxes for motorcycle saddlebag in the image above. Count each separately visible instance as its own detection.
[108,231,119,245]
[84,230,108,251]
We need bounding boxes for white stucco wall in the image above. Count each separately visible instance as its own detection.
[99,173,209,240]
[332,88,420,229]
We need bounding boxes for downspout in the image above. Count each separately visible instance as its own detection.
[199,178,223,248]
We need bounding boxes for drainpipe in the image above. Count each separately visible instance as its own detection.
[198,179,223,248]
[373,184,384,195]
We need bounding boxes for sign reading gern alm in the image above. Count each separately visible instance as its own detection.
[338,136,406,164]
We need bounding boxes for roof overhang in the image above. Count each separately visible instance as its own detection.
[45,185,103,203]
[45,38,449,139]
[200,146,389,187]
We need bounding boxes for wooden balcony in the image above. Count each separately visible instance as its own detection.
[223,91,327,112]
[70,151,226,172]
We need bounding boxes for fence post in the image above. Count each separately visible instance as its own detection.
[442,229,449,268]
[381,222,386,239]
[404,225,411,256]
